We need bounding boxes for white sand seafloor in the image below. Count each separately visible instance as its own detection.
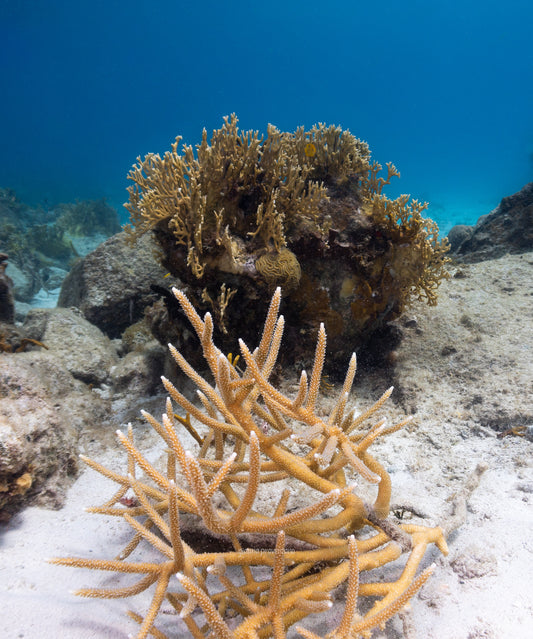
[1,252,532,639]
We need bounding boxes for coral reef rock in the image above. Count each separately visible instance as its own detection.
[109,341,166,396]
[4,259,39,304]
[0,191,122,317]
[125,115,449,369]
[58,231,170,338]
[450,181,533,262]
[23,307,118,385]
[0,314,171,521]
[0,351,107,521]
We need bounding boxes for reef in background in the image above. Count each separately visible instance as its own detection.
[0,189,120,308]
[448,181,533,262]
[125,115,449,370]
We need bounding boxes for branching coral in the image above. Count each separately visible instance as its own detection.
[352,192,450,310]
[124,115,449,364]
[51,288,447,639]
[124,114,369,283]
[127,115,316,277]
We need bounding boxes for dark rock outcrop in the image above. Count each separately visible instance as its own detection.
[450,182,533,262]
[58,231,170,338]
[0,253,15,323]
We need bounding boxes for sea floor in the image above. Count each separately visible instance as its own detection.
[1,252,532,639]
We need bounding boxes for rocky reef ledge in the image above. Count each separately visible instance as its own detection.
[448,181,533,261]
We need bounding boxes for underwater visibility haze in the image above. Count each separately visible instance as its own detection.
[2,4,533,639]
[0,0,532,233]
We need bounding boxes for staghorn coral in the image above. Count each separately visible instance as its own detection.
[51,288,447,639]
[125,116,449,366]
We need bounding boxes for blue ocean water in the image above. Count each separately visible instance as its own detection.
[1,0,532,234]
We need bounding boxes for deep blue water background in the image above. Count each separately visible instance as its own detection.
[1,0,532,233]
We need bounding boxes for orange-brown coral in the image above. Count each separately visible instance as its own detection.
[51,288,447,639]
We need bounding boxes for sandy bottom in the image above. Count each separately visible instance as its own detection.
[1,253,532,639]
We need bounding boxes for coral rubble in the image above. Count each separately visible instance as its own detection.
[51,288,447,638]
[125,115,449,367]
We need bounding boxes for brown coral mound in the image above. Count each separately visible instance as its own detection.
[51,288,447,639]
[125,115,449,366]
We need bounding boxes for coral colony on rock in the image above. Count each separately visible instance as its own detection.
[47,116,453,638]
[51,287,448,639]
[124,115,450,369]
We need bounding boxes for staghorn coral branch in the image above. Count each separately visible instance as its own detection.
[306,323,326,413]
[291,370,309,410]
[127,475,170,539]
[338,535,360,637]
[251,286,282,368]
[162,376,249,441]
[229,432,261,530]
[136,566,174,639]
[116,430,169,490]
[215,352,237,406]
[176,573,234,639]
[351,563,435,637]
[122,512,173,559]
[168,481,189,573]
[185,452,231,534]
[345,386,394,437]
[167,344,237,426]
[340,440,381,484]
[240,485,353,535]
[76,574,160,600]
[49,556,163,573]
[53,288,447,639]
[206,452,237,497]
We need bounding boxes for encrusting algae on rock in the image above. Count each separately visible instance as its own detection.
[124,115,449,366]
[51,287,448,639]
